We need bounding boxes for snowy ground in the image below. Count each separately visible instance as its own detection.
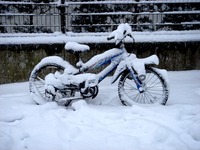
[0,70,200,150]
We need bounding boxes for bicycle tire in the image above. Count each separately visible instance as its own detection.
[29,63,73,106]
[118,66,169,106]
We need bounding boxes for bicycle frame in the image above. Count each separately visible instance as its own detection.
[75,47,143,91]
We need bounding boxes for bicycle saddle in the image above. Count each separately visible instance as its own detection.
[65,41,90,53]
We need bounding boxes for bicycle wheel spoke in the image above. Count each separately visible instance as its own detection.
[147,89,163,92]
[124,80,135,88]
[124,88,138,96]
[145,73,155,83]
[140,94,145,103]
[123,85,138,91]
[36,76,45,83]
[146,90,163,95]
[147,84,162,89]
[145,91,156,100]
[131,93,140,103]
[146,78,160,88]
[144,92,154,103]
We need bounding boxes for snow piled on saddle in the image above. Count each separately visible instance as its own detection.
[64,41,90,52]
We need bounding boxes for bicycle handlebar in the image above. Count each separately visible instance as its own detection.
[107,32,135,45]
[107,23,135,45]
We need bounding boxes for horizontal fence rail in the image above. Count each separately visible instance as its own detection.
[0,0,200,34]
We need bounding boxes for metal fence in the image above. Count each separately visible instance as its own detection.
[0,1,60,33]
[0,0,200,34]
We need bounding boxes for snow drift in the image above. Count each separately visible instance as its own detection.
[0,70,200,150]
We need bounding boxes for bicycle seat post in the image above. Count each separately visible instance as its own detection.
[74,52,80,65]
[64,41,90,66]
[76,53,84,69]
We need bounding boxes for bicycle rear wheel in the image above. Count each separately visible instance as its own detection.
[29,63,73,106]
[118,66,169,106]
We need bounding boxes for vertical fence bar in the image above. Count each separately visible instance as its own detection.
[59,0,66,34]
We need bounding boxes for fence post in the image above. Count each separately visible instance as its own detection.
[59,0,66,34]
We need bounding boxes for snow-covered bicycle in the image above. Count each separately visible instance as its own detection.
[29,23,169,106]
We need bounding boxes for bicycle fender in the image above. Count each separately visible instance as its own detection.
[111,54,159,84]
[130,55,159,77]
[31,56,78,75]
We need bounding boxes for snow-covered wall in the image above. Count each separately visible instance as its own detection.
[0,40,200,84]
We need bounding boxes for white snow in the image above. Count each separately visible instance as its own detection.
[107,23,134,45]
[64,42,90,52]
[46,71,98,88]
[62,0,200,5]
[0,30,200,45]
[127,54,159,77]
[32,56,78,74]
[0,70,200,150]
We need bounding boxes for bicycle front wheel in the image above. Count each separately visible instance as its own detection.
[118,66,169,106]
